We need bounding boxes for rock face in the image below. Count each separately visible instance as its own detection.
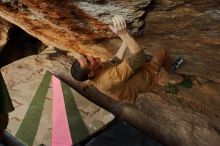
[0,17,12,52]
[0,0,151,60]
[74,0,151,35]
[139,0,220,82]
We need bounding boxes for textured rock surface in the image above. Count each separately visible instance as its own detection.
[74,0,151,35]
[139,0,220,82]
[137,83,220,146]
[0,0,151,60]
[0,17,11,52]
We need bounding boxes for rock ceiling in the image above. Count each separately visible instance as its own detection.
[0,0,150,59]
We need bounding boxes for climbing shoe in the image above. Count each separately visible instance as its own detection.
[171,57,184,73]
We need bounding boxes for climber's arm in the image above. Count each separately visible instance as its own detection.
[110,15,151,71]
[115,41,127,60]
[111,41,127,63]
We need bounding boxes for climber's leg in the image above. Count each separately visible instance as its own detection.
[144,49,183,86]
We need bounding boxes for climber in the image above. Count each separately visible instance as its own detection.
[71,15,181,103]
[0,70,14,143]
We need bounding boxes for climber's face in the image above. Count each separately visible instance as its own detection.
[78,55,102,77]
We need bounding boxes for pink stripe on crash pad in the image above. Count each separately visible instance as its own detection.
[52,76,73,146]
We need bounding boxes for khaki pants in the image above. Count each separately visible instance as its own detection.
[143,48,166,86]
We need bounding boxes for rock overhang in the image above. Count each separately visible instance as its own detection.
[0,0,151,60]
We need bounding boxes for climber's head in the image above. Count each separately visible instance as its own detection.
[71,55,102,81]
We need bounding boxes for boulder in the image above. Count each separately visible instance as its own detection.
[0,0,151,60]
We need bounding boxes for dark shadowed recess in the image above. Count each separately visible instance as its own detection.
[0,25,44,68]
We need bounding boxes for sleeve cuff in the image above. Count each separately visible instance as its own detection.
[111,56,122,63]
[127,50,152,72]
